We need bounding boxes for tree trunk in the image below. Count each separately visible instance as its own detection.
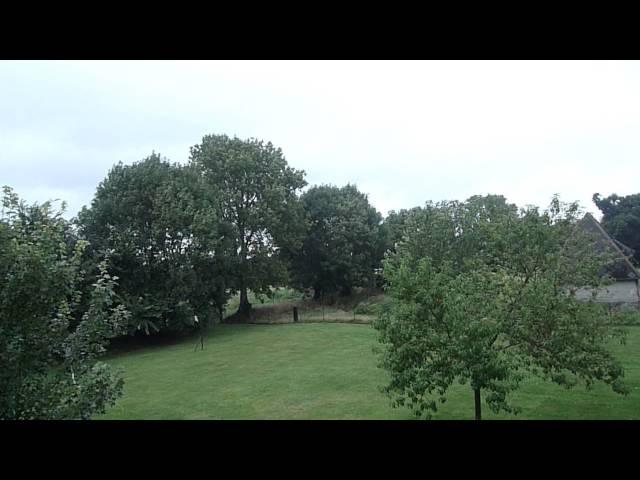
[368,271,376,295]
[474,388,482,421]
[238,285,251,315]
[237,227,251,315]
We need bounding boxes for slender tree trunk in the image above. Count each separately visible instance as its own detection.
[238,283,251,315]
[474,388,482,421]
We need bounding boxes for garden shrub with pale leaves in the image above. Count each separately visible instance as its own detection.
[0,187,129,419]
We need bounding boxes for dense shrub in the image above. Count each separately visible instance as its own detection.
[0,187,128,419]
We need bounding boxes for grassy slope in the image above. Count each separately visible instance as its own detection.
[98,323,640,420]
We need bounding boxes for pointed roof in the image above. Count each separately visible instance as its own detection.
[613,238,635,258]
[579,213,639,280]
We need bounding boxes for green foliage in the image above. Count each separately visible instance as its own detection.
[381,206,424,253]
[0,187,129,419]
[189,134,307,313]
[374,194,628,419]
[77,154,233,335]
[289,184,384,298]
[593,192,640,265]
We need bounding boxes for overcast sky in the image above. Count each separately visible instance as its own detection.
[2,60,639,219]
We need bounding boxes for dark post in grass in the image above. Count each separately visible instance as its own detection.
[194,315,204,352]
[474,388,481,420]
[293,306,299,323]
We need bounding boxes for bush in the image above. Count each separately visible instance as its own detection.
[1,187,129,419]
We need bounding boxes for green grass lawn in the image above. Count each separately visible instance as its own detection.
[98,323,640,420]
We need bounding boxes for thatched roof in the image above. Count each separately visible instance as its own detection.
[579,213,638,281]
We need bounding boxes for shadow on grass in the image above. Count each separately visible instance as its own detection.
[107,329,205,356]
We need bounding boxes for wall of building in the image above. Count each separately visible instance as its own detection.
[574,280,640,305]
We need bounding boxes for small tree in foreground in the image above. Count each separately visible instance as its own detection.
[0,187,129,419]
[374,195,629,420]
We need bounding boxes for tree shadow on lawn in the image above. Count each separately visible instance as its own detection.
[107,329,206,356]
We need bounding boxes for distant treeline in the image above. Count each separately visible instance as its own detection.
[3,133,640,340]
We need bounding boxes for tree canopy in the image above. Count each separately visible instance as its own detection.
[374,194,628,419]
[77,154,233,335]
[381,206,424,254]
[288,184,384,298]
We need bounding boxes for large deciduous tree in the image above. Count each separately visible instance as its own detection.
[189,134,307,315]
[77,153,233,335]
[593,192,640,265]
[289,184,384,298]
[374,194,628,420]
[0,187,129,419]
